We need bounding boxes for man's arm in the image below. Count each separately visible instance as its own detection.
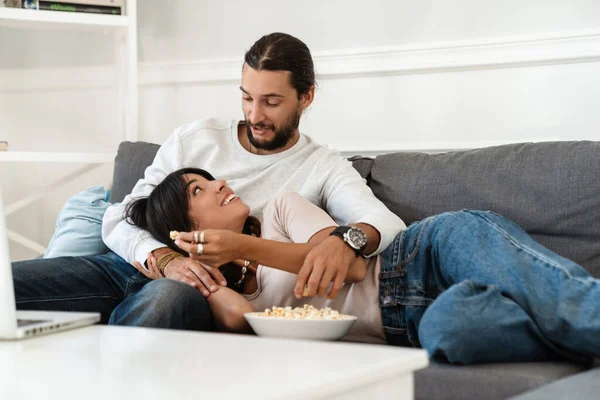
[102,126,227,296]
[352,223,380,256]
[291,151,406,299]
[102,129,184,264]
[319,152,405,255]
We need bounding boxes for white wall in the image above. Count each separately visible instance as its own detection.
[134,0,600,150]
[1,0,600,259]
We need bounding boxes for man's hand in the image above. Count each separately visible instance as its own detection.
[133,253,163,280]
[163,256,227,297]
[134,251,227,297]
[294,235,356,300]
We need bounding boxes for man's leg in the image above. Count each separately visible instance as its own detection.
[418,280,565,364]
[13,252,140,324]
[109,279,214,331]
[14,252,214,331]
[403,210,600,358]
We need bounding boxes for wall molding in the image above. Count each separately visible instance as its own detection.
[1,29,600,91]
[140,29,600,85]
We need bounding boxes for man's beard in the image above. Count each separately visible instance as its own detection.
[245,106,301,151]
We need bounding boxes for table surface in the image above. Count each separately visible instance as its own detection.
[0,325,429,400]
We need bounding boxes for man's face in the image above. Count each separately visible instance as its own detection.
[240,65,303,152]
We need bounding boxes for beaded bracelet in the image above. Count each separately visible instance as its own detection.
[234,260,251,287]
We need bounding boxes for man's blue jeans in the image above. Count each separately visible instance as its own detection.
[379,210,599,365]
[12,252,214,330]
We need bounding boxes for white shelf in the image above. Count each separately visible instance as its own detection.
[0,7,128,31]
[1,2,136,257]
[0,151,114,163]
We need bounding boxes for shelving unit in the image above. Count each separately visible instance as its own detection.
[0,1,138,255]
[0,6,129,30]
[0,152,115,163]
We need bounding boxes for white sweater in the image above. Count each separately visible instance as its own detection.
[102,118,406,264]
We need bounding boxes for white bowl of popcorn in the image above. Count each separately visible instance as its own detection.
[244,305,357,341]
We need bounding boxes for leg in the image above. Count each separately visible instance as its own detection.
[14,252,215,331]
[418,280,567,364]
[109,278,215,331]
[13,252,142,324]
[400,210,600,358]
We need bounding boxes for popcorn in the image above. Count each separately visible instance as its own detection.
[169,230,179,240]
[257,304,352,320]
[302,285,309,297]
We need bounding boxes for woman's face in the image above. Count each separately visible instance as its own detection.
[183,173,250,233]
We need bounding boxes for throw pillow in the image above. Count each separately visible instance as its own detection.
[44,186,112,258]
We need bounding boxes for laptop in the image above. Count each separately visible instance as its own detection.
[0,188,100,340]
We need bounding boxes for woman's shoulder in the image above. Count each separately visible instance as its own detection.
[262,192,312,228]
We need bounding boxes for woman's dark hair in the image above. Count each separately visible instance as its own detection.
[244,32,316,98]
[125,167,261,291]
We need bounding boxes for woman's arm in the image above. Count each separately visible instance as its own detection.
[133,253,254,333]
[177,230,367,282]
[175,192,367,283]
[206,286,255,333]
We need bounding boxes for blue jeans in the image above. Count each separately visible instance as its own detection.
[379,210,599,365]
[12,252,214,330]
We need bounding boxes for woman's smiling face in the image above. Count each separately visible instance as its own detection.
[183,173,250,233]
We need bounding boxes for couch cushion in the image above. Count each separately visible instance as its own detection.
[110,143,376,204]
[348,155,374,182]
[415,361,587,400]
[109,141,160,203]
[369,141,600,276]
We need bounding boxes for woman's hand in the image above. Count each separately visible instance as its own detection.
[173,229,245,268]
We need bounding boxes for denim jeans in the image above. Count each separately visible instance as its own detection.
[12,252,214,330]
[379,210,599,365]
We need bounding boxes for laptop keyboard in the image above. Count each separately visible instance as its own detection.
[17,318,50,328]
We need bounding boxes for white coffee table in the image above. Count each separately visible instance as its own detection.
[0,325,428,400]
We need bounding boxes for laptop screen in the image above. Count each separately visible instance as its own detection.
[0,188,19,336]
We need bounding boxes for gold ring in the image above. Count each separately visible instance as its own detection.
[196,243,204,256]
[193,231,199,244]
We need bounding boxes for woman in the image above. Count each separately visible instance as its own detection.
[127,167,600,365]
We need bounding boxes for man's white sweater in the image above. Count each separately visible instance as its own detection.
[102,118,406,264]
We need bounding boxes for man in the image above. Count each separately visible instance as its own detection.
[13,32,405,331]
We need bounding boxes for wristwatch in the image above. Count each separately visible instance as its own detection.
[329,226,367,256]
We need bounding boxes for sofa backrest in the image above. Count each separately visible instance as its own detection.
[109,141,160,204]
[110,140,600,277]
[358,141,600,277]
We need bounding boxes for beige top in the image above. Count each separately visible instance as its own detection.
[242,193,386,344]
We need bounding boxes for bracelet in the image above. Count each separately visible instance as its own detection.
[234,260,251,287]
[157,252,183,275]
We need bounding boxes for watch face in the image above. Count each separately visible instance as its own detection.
[346,228,367,250]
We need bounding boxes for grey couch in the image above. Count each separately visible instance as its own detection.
[109,140,600,400]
